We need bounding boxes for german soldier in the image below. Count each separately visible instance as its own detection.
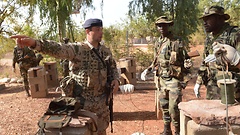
[11,18,120,135]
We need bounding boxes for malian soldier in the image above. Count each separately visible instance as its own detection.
[11,18,120,135]
[12,46,42,97]
[141,16,192,135]
[194,5,240,102]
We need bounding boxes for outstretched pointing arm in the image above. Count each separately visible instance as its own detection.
[10,35,36,48]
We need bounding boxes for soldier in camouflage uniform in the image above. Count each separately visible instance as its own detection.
[141,16,192,135]
[194,5,240,102]
[11,18,120,135]
[12,46,42,97]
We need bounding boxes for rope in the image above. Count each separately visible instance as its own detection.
[220,52,231,135]
[221,66,229,135]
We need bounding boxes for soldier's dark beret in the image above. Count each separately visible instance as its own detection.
[82,18,103,29]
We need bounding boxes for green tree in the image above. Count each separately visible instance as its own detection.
[0,0,36,57]
[26,0,103,42]
[0,0,35,35]
[128,0,164,22]
[128,0,200,45]
[125,15,156,39]
[103,25,126,59]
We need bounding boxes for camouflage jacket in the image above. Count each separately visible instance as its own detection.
[197,23,240,84]
[33,40,119,99]
[12,46,38,69]
[153,33,190,81]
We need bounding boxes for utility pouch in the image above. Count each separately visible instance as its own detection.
[169,51,177,64]
[59,77,76,97]
[38,114,72,129]
[59,76,83,98]
[169,66,181,79]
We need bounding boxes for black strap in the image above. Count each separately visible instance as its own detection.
[92,48,106,67]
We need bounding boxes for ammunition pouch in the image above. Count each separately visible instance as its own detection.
[198,66,209,85]
[160,59,170,68]
[169,51,177,64]
[59,77,75,97]
[169,66,182,80]
[159,65,182,80]
[60,76,83,98]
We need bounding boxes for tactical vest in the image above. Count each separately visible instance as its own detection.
[155,36,187,80]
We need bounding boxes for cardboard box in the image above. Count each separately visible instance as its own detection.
[29,78,48,98]
[28,66,46,77]
[28,67,48,98]
[43,62,59,88]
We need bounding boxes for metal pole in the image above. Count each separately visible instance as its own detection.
[126,30,129,56]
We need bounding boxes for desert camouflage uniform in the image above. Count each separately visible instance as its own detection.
[196,23,240,100]
[12,46,40,96]
[61,59,69,78]
[153,33,190,130]
[33,39,119,132]
[61,37,70,78]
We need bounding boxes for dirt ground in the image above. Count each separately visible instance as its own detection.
[0,45,206,135]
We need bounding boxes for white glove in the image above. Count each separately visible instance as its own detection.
[213,42,240,66]
[119,84,134,94]
[184,59,193,69]
[141,69,150,81]
[204,54,216,63]
[194,83,201,98]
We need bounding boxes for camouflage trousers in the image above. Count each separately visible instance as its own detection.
[158,77,182,127]
[20,67,30,91]
[205,78,221,100]
[83,95,109,134]
[62,60,69,78]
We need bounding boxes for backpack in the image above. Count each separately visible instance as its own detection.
[37,97,79,134]
[36,97,98,135]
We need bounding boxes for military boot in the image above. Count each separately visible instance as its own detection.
[174,126,180,135]
[160,124,172,135]
[25,86,31,97]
